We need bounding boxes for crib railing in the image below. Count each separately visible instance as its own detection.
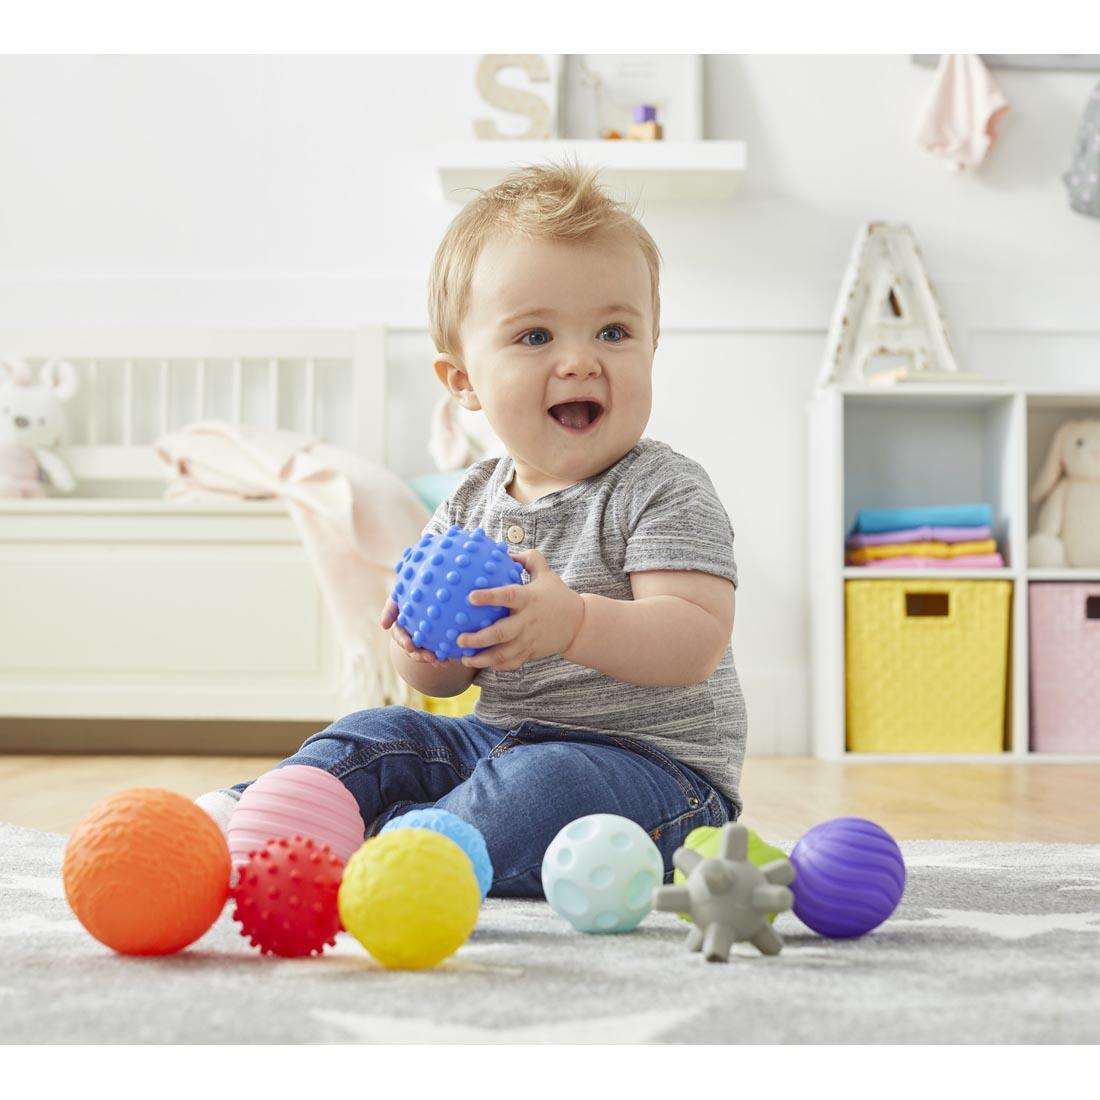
[0,327,387,482]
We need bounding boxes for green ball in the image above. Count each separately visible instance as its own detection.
[673,825,788,922]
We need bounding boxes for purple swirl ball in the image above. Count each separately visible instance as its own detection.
[789,817,906,938]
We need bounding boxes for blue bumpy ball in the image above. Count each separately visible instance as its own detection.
[391,526,524,661]
[380,808,494,900]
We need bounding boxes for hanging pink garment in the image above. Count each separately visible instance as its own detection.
[916,54,1010,171]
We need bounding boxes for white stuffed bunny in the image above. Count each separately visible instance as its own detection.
[0,356,79,497]
[1028,419,1100,568]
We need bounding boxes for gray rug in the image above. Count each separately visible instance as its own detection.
[2,823,1098,1044]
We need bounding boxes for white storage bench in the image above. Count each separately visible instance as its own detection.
[0,327,389,724]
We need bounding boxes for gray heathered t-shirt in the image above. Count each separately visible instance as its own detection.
[426,437,746,813]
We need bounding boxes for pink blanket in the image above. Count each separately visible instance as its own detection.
[851,554,1005,569]
[846,524,992,549]
[155,421,429,712]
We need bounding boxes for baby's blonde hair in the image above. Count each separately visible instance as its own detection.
[429,161,662,358]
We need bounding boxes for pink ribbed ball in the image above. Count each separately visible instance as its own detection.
[227,765,365,867]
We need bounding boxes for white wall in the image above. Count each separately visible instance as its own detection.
[2,54,1099,755]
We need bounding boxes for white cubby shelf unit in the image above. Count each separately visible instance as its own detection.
[809,382,1100,763]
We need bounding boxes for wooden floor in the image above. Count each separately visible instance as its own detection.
[2,753,1098,842]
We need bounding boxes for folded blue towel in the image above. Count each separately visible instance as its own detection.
[851,503,994,535]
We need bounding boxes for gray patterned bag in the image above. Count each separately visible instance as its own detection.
[1064,82,1100,218]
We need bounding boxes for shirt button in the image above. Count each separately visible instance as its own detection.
[506,524,525,544]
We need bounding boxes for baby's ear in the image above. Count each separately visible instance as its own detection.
[432,354,481,411]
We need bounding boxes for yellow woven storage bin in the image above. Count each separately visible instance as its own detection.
[845,579,1011,753]
[421,684,480,718]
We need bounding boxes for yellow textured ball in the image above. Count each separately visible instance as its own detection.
[338,830,480,969]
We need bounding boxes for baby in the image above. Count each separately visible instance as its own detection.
[199,162,747,896]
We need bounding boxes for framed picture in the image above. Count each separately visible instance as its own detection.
[558,55,704,140]
[471,54,563,140]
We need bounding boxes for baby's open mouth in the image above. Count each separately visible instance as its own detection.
[548,400,604,432]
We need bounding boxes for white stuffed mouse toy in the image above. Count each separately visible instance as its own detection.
[1028,418,1100,568]
[0,356,79,497]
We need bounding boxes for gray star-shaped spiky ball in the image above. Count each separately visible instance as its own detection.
[652,822,795,962]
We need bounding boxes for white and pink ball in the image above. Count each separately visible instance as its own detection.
[227,765,365,867]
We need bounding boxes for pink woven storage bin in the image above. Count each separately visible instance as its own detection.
[1029,583,1100,753]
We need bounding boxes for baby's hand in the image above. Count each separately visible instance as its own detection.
[457,549,584,672]
[380,597,452,667]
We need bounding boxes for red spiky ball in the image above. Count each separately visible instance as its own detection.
[230,835,345,958]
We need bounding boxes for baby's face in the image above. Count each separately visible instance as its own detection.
[451,233,655,500]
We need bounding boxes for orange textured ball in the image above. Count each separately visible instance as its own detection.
[63,787,231,956]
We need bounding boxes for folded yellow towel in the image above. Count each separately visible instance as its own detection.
[846,539,997,564]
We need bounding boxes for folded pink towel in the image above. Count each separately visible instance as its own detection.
[846,524,992,549]
[853,554,1005,569]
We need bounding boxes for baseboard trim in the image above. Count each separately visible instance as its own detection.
[0,718,317,756]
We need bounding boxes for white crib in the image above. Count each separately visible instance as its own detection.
[0,327,391,724]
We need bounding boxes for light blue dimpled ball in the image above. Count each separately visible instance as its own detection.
[380,808,494,900]
[541,813,665,934]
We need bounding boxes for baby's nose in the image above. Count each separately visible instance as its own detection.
[559,354,601,377]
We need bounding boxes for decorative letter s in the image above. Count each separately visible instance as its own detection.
[474,55,553,140]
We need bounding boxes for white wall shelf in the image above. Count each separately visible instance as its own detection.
[810,382,1100,763]
[436,140,747,201]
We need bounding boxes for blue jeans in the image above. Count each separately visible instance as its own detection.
[233,706,735,899]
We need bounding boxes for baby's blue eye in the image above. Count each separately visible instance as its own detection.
[521,329,551,347]
[599,324,628,342]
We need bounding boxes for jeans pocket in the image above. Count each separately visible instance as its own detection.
[606,734,712,810]
[650,789,733,880]
[487,733,521,759]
